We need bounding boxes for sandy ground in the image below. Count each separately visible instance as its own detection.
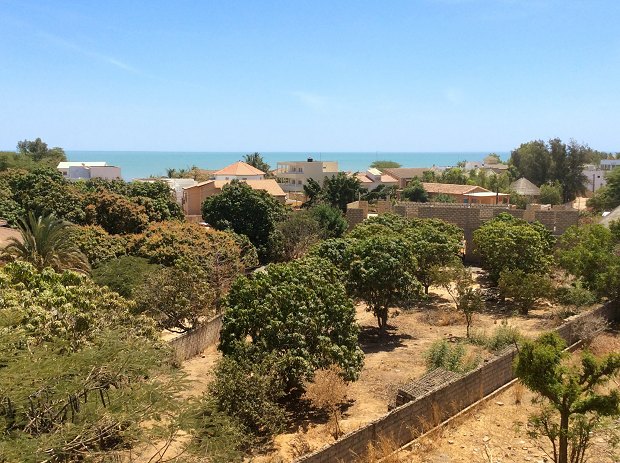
[0,227,19,247]
[397,332,620,463]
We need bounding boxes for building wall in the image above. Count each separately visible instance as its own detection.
[183,183,218,216]
[583,168,608,193]
[276,160,339,192]
[66,165,121,180]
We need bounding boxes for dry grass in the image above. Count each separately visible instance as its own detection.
[423,306,465,327]
[512,381,524,405]
[355,435,402,463]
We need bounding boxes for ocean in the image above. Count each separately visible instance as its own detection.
[65,151,507,181]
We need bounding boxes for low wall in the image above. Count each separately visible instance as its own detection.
[294,303,618,463]
[169,313,223,362]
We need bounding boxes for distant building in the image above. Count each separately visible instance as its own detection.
[582,165,608,193]
[57,162,121,180]
[382,167,442,188]
[421,182,509,204]
[275,158,339,193]
[510,178,540,198]
[134,177,198,204]
[182,179,286,216]
[213,161,265,181]
[356,168,398,191]
[600,159,620,171]
[464,161,509,174]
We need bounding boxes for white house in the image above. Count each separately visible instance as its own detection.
[276,158,339,193]
[57,162,121,180]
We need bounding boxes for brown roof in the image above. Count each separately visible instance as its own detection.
[184,179,285,197]
[421,182,488,195]
[382,167,438,180]
[214,161,265,176]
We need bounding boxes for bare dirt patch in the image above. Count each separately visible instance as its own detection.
[0,227,19,248]
[259,285,569,461]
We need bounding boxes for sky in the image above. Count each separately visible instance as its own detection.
[1,0,619,152]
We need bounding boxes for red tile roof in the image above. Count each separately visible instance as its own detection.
[214,161,265,176]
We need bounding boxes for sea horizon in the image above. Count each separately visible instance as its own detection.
[65,150,508,181]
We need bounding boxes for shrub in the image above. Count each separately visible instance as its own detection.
[424,340,478,373]
[70,224,128,266]
[485,323,522,352]
[555,281,597,309]
[91,256,160,298]
[498,269,553,315]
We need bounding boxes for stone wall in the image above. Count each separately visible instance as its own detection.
[168,313,223,362]
[293,303,618,463]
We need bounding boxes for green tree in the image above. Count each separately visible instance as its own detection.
[202,181,286,262]
[369,160,401,169]
[540,182,564,205]
[556,224,620,300]
[133,261,215,332]
[85,191,150,234]
[473,213,555,284]
[243,152,272,177]
[587,168,620,212]
[346,235,422,331]
[515,332,620,463]
[91,256,160,298]
[361,184,397,201]
[2,212,90,273]
[484,153,502,164]
[16,137,67,166]
[433,193,456,203]
[273,210,321,261]
[510,140,553,186]
[440,167,468,184]
[321,172,363,212]
[70,224,128,266]
[302,177,323,207]
[499,269,553,315]
[307,203,348,238]
[433,263,484,337]
[402,178,428,202]
[219,257,364,389]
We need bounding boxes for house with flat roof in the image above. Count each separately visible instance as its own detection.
[421,182,509,204]
[182,179,286,216]
[57,162,121,180]
[275,158,339,193]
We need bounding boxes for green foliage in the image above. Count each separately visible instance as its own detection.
[208,356,286,439]
[1,212,90,273]
[132,221,255,307]
[361,183,398,202]
[243,152,271,176]
[346,235,422,331]
[587,168,620,212]
[307,203,348,238]
[133,261,215,332]
[425,340,478,373]
[202,180,286,262]
[539,181,564,205]
[555,281,597,309]
[433,193,456,203]
[473,212,555,284]
[510,138,590,202]
[556,224,616,294]
[499,269,553,315]
[273,210,321,261]
[91,256,160,298]
[402,178,428,202]
[219,256,364,390]
[308,237,351,268]
[70,224,128,266]
[509,191,530,209]
[433,263,484,336]
[440,167,468,185]
[369,160,401,169]
[321,172,364,212]
[86,191,150,234]
[17,137,66,165]
[482,323,522,352]
[515,332,620,463]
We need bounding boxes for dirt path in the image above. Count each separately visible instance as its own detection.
[0,227,19,248]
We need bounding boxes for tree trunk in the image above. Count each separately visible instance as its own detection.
[424,283,429,295]
[376,306,388,334]
[559,411,569,463]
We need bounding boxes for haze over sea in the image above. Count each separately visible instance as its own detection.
[66,151,507,181]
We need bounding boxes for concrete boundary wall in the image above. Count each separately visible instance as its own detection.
[168,313,223,362]
[294,303,618,463]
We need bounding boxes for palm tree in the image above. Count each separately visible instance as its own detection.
[2,212,90,273]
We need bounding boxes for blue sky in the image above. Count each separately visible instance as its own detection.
[1,0,619,152]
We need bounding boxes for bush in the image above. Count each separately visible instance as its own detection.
[555,281,597,309]
[498,269,553,315]
[70,225,129,266]
[424,340,478,373]
[91,256,160,298]
[486,323,522,352]
[208,356,286,439]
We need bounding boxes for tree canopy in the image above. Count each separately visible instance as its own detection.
[303,173,363,212]
[243,152,272,176]
[369,160,401,169]
[402,178,428,202]
[473,212,555,284]
[201,181,286,262]
[219,257,364,389]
